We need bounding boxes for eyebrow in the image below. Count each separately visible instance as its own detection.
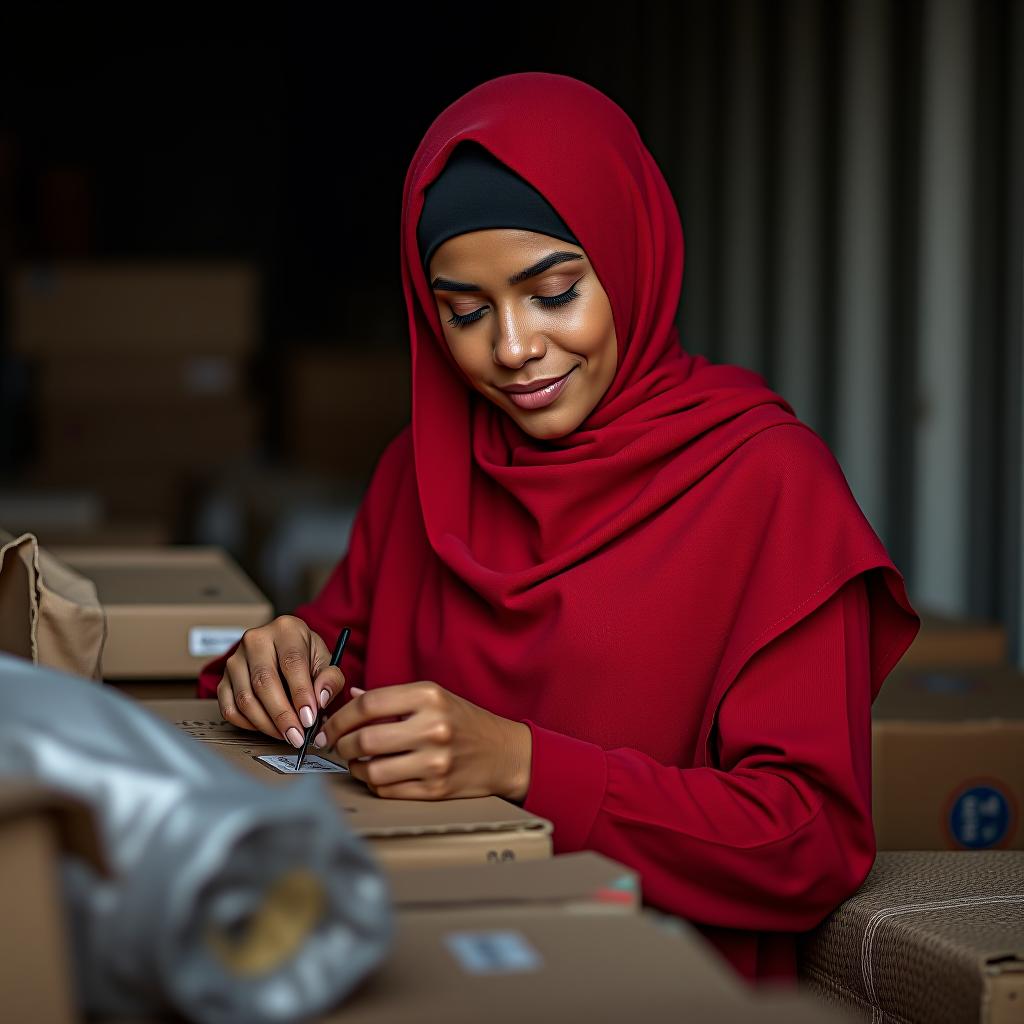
[430,250,584,291]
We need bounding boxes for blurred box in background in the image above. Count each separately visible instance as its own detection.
[9,263,257,355]
[901,610,1008,668]
[872,667,1024,850]
[284,346,410,485]
[8,261,264,547]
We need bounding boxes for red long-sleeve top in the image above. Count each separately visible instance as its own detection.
[199,428,906,985]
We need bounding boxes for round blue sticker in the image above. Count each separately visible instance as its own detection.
[947,784,1012,849]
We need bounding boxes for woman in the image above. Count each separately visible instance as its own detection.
[199,72,920,983]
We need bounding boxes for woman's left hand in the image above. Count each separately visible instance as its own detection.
[322,681,532,802]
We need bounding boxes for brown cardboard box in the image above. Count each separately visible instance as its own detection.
[330,909,852,1024]
[38,354,244,403]
[284,347,410,484]
[0,782,104,1024]
[387,851,640,914]
[901,610,1008,668]
[872,667,1024,850]
[798,850,1024,1024]
[10,262,259,355]
[51,547,273,678]
[142,698,553,869]
[38,396,262,471]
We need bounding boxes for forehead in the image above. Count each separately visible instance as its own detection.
[429,229,585,278]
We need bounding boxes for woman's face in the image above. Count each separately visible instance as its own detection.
[429,229,618,440]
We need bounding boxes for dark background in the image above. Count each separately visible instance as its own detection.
[2,2,1022,659]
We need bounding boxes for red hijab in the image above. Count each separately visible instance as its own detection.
[396,71,917,741]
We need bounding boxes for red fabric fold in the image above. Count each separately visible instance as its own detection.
[199,73,920,983]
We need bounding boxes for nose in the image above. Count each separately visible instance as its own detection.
[492,301,546,368]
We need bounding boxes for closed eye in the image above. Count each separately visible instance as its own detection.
[445,278,583,329]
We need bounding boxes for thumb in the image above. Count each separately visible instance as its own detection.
[349,687,366,698]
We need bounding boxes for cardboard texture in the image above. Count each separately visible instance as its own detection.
[143,699,553,869]
[52,547,273,679]
[0,782,105,1024]
[798,850,1024,1024]
[10,262,259,355]
[329,909,853,1024]
[872,667,1024,850]
[387,851,640,914]
[901,611,1008,668]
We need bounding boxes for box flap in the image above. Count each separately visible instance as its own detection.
[0,780,107,872]
[336,909,846,1023]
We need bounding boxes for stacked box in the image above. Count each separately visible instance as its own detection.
[798,850,1024,1023]
[872,666,1024,850]
[9,262,264,536]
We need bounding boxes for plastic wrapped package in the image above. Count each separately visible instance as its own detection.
[0,653,393,1024]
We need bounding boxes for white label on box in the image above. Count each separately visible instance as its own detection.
[444,931,542,975]
[255,754,350,775]
[188,627,248,657]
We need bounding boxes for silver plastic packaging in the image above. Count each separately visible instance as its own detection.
[0,652,393,1024]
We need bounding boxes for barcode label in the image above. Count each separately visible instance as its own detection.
[188,627,247,657]
[444,931,542,975]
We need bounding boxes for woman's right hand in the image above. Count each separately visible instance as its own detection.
[216,615,345,748]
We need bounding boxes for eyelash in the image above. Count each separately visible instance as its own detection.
[446,279,583,328]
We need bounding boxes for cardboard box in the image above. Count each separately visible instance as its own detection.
[0,782,104,1024]
[798,850,1024,1024]
[38,354,244,403]
[38,396,262,471]
[51,547,273,679]
[284,347,410,484]
[142,699,553,869]
[901,610,1008,668]
[387,851,640,914]
[10,262,259,355]
[332,909,851,1024]
[872,667,1024,850]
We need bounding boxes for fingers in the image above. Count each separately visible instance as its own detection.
[225,655,279,740]
[323,681,441,747]
[237,630,304,746]
[217,676,256,731]
[334,719,423,762]
[277,641,318,730]
[347,750,449,798]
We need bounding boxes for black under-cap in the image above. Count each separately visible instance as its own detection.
[417,142,579,272]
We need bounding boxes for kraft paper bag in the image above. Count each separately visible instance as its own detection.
[0,529,106,679]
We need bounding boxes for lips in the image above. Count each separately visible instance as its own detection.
[498,369,575,394]
[501,367,577,411]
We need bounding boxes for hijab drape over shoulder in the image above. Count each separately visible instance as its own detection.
[201,72,920,982]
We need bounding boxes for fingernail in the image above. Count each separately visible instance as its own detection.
[299,706,315,728]
[319,688,331,708]
[314,731,327,749]
[351,687,365,697]
[286,727,303,748]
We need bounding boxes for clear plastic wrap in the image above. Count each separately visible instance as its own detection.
[0,652,392,1023]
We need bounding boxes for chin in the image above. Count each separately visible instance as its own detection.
[515,410,582,441]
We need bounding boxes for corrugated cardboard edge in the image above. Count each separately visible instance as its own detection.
[982,960,1024,1024]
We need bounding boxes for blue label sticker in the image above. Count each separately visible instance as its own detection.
[947,784,1012,848]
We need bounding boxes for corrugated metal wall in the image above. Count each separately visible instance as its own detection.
[622,0,1024,664]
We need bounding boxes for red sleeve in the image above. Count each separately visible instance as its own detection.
[522,572,876,933]
[196,429,410,698]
